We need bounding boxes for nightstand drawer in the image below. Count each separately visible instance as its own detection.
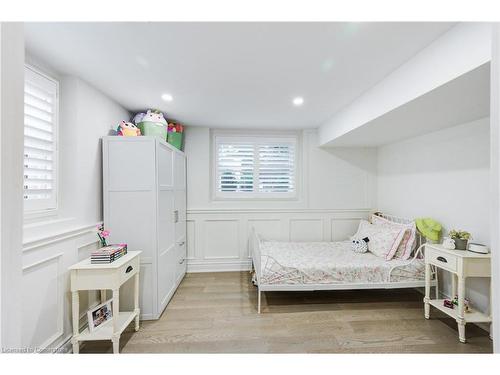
[118,256,140,284]
[426,248,458,272]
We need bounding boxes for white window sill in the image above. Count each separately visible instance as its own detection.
[23,216,78,245]
[212,195,299,202]
[24,205,60,221]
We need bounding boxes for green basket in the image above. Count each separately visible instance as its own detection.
[167,132,183,151]
[137,121,167,140]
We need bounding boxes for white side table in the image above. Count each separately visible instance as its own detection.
[424,244,491,343]
[69,251,141,353]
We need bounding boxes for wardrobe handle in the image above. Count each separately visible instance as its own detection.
[437,256,448,263]
[173,210,179,223]
[179,258,185,264]
[178,241,185,246]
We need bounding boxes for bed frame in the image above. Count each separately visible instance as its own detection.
[250,212,437,313]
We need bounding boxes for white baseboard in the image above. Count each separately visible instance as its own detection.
[55,336,73,354]
[187,259,252,273]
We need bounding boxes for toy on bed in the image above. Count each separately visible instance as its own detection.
[116,121,141,137]
[351,237,369,253]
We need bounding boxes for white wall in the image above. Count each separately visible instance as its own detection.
[0,22,24,350]
[20,54,131,351]
[320,23,492,146]
[377,117,491,313]
[490,23,500,353]
[24,57,131,239]
[186,128,377,210]
[184,127,377,271]
[59,76,131,225]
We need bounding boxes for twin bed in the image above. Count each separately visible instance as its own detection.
[250,213,435,313]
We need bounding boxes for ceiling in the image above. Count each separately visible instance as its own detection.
[25,22,455,129]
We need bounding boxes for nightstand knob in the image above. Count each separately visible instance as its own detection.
[437,256,448,263]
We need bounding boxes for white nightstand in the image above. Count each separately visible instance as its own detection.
[424,244,491,343]
[69,251,142,353]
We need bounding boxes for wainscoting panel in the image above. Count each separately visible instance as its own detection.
[290,219,323,242]
[247,219,282,242]
[203,219,239,260]
[21,223,101,352]
[186,209,370,272]
[331,218,362,241]
[186,220,196,260]
[22,253,63,350]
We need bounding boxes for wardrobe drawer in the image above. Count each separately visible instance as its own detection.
[118,255,140,285]
[426,248,458,272]
[176,239,187,282]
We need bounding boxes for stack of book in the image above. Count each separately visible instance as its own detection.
[91,244,128,264]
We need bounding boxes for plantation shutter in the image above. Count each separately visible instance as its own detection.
[216,142,255,192]
[215,136,297,197]
[258,142,295,193]
[23,67,58,211]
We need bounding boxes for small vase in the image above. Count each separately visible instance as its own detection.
[454,238,468,250]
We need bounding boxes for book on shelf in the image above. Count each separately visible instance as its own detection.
[91,244,127,264]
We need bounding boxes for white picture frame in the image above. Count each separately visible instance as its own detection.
[87,299,113,332]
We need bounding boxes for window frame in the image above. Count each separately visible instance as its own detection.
[211,131,300,201]
[23,64,60,216]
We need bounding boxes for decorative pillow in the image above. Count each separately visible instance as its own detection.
[371,215,417,260]
[354,220,406,260]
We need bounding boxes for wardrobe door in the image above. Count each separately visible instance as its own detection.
[174,152,186,190]
[157,142,174,189]
[174,189,186,242]
[173,153,187,282]
[174,188,187,283]
[156,141,176,313]
[174,153,186,240]
[175,240,187,283]
[157,189,176,312]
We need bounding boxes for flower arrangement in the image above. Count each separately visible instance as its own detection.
[449,230,471,240]
[97,224,110,247]
[449,229,472,250]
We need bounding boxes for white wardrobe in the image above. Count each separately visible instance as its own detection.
[102,136,186,320]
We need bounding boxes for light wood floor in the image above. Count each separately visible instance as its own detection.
[81,272,492,353]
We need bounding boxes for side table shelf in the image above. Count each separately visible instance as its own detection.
[69,251,142,353]
[423,244,491,343]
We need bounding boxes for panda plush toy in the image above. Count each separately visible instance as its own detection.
[351,237,369,253]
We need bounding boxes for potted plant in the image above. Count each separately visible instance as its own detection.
[449,229,471,250]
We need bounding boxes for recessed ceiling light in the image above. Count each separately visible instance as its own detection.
[292,97,304,106]
[161,93,173,102]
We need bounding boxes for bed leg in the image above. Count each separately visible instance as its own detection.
[258,288,261,314]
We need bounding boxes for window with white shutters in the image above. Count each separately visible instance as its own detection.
[23,66,59,212]
[214,135,297,199]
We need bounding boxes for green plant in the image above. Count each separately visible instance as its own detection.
[449,229,471,240]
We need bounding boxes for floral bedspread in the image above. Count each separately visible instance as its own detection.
[259,240,425,285]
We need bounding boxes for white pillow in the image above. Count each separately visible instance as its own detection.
[354,220,406,260]
[371,215,416,260]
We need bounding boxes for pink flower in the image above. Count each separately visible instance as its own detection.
[101,230,110,237]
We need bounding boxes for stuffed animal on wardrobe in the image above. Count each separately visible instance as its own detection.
[117,121,141,137]
[134,109,167,126]
[351,237,369,253]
